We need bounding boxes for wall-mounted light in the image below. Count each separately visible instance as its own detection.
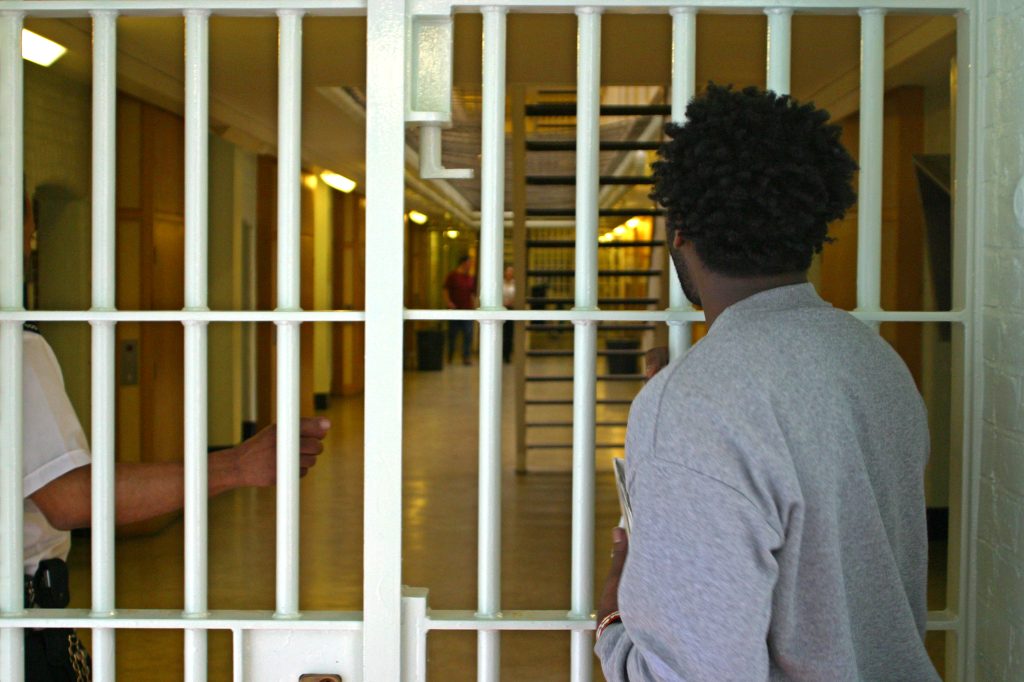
[320,171,356,193]
[408,210,428,225]
[302,174,318,190]
[22,29,67,68]
[445,229,460,239]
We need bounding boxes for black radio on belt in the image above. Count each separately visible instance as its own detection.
[32,558,70,608]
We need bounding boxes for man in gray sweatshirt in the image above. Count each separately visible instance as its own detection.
[595,84,940,681]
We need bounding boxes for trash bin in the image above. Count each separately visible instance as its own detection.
[417,329,445,371]
[606,339,640,375]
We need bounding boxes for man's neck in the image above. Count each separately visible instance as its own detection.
[699,271,808,327]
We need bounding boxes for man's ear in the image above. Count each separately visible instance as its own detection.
[672,230,685,249]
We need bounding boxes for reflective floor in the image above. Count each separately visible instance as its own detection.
[67,358,947,680]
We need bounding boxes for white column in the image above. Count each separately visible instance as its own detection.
[668,8,696,361]
[857,9,885,314]
[0,13,24,681]
[183,10,211,679]
[275,9,303,619]
[363,0,406,677]
[90,10,118,680]
[477,7,507,682]
[571,8,601,682]
[765,8,792,96]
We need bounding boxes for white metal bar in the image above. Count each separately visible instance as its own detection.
[0,308,970,324]
[89,11,118,680]
[0,0,970,15]
[232,628,244,682]
[183,10,210,680]
[1,610,364,629]
[363,0,406,677]
[477,7,507,682]
[275,9,303,620]
[668,7,696,361]
[0,1,367,14]
[575,9,600,313]
[959,5,984,681]
[0,12,24,682]
[765,8,792,94]
[856,9,884,313]
[571,9,601,682]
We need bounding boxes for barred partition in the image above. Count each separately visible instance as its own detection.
[0,1,984,681]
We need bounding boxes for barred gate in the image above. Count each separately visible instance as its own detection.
[0,1,986,681]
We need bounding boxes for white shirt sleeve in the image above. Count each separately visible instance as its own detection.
[22,331,91,496]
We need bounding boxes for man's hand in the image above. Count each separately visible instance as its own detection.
[597,526,629,623]
[221,417,331,490]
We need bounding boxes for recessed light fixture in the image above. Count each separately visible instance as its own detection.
[626,217,640,229]
[613,225,627,237]
[22,29,67,68]
[408,210,428,225]
[320,171,356,193]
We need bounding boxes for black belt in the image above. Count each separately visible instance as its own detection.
[24,558,70,609]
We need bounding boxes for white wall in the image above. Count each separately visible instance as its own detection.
[976,1,1024,679]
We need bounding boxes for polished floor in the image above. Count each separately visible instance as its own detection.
[66,357,948,680]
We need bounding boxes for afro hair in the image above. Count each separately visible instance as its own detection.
[651,83,857,276]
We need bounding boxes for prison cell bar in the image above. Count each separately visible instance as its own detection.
[570,8,601,682]
[0,11,24,682]
[857,9,884,315]
[183,9,211,681]
[275,9,303,620]
[765,8,792,95]
[667,7,697,361]
[89,9,119,681]
[477,7,507,682]
[364,0,406,677]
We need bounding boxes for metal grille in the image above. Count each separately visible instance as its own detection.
[0,1,984,681]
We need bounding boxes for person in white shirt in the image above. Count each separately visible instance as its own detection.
[17,191,331,680]
[502,265,515,364]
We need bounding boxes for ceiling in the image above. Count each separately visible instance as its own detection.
[24,10,956,228]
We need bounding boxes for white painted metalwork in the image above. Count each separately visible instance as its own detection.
[0,11,24,682]
[570,8,601,681]
[668,7,697,361]
[477,7,506,681]
[765,8,792,94]
[363,0,406,678]
[0,2,985,681]
[856,9,884,314]
[89,10,118,681]
[184,9,211,681]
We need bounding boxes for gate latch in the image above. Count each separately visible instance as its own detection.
[406,9,473,180]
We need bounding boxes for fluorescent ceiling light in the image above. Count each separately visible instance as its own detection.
[445,229,460,239]
[613,225,627,237]
[22,29,67,67]
[408,210,428,225]
[303,174,318,190]
[626,217,641,229]
[320,171,356,193]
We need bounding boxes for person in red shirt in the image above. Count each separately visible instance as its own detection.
[442,255,477,365]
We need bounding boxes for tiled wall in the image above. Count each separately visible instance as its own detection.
[978,1,1024,678]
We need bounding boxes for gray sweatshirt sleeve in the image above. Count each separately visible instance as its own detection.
[595,453,783,681]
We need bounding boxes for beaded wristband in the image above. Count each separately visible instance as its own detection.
[595,610,622,641]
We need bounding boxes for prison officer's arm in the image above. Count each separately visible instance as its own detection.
[29,417,331,531]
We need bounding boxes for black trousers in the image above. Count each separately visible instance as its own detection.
[25,628,91,681]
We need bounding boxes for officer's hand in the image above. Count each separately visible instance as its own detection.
[231,417,331,487]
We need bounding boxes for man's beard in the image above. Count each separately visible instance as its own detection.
[669,242,701,307]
